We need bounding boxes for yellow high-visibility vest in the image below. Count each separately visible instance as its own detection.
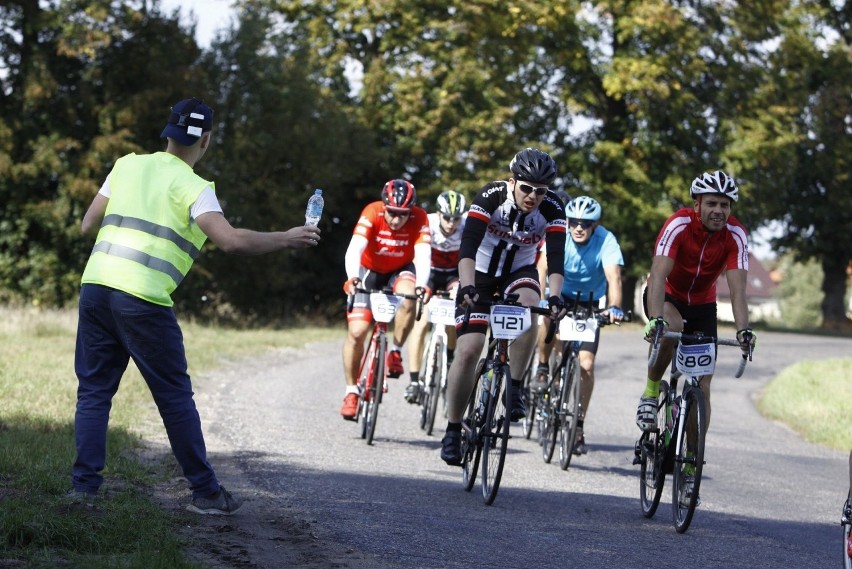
[82,152,212,306]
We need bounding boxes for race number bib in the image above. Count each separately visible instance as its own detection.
[675,342,716,376]
[558,316,598,342]
[370,293,401,323]
[489,305,532,339]
[426,298,456,326]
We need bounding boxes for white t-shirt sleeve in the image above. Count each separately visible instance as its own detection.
[99,174,111,197]
[190,186,223,220]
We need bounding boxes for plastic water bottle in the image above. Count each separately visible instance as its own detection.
[305,189,324,226]
[480,365,493,410]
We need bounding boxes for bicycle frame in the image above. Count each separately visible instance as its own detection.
[419,292,455,435]
[347,286,424,445]
[637,330,750,533]
[460,293,556,505]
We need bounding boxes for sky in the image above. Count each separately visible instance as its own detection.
[160,0,235,47]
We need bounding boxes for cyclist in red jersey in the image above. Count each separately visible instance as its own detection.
[340,179,432,420]
[636,170,757,432]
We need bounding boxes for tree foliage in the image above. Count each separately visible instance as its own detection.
[0,0,848,328]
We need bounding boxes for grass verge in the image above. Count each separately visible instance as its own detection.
[0,307,342,568]
[756,357,852,451]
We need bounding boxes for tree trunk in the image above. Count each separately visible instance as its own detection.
[820,257,852,330]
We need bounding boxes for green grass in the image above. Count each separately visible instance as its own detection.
[756,358,852,450]
[0,306,342,568]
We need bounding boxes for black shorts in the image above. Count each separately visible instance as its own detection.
[643,287,717,341]
[430,270,460,293]
[455,265,541,336]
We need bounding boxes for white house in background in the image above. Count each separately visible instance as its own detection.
[716,253,780,323]
[631,253,780,324]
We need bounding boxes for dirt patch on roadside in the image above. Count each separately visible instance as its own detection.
[137,442,378,568]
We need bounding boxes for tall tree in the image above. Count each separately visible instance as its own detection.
[725,0,851,329]
[0,0,205,306]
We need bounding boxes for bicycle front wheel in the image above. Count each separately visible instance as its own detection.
[481,364,510,505]
[639,381,669,518]
[558,356,581,470]
[365,334,386,445]
[672,385,706,533]
[843,499,852,569]
[520,353,537,439]
[462,369,483,492]
[424,336,444,436]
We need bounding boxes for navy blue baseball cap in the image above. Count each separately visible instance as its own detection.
[160,98,214,146]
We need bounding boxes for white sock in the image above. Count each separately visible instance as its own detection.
[345,385,359,395]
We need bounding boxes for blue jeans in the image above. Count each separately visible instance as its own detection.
[73,284,219,498]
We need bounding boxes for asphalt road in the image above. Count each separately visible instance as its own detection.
[195,326,851,569]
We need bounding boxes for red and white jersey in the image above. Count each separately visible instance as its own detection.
[428,212,465,272]
[353,201,431,273]
[655,208,749,305]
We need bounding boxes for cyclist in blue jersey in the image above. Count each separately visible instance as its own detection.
[533,196,624,455]
[440,148,568,466]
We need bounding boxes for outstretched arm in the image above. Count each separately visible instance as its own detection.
[195,212,320,255]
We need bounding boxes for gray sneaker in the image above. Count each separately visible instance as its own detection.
[187,486,244,515]
[64,488,100,505]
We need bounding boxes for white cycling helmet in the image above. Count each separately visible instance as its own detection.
[690,170,739,202]
[565,196,601,221]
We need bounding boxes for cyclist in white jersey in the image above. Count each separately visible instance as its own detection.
[405,190,468,403]
[440,148,568,466]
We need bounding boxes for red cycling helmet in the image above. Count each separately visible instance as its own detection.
[382,179,417,210]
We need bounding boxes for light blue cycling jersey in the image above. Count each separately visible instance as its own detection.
[559,225,623,302]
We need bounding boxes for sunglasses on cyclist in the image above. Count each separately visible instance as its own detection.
[568,218,595,229]
[516,181,548,196]
[441,214,462,223]
[385,208,410,219]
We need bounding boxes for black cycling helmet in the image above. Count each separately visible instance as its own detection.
[509,147,557,185]
[690,170,739,202]
[382,179,417,210]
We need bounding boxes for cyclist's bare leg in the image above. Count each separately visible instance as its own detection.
[647,302,684,383]
[391,279,417,348]
[343,319,372,385]
[407,309,429,375]
[508,287,542,379]
[579,350,596,418]
[536,320,555,366]
[445,331,486,422]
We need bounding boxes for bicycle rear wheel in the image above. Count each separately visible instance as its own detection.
[520,352,537,439]
[481,364,510,505]
[639,381,669,517]
[462,370,483,492]
[424,336,444,436]
[843,499,852,569]
[365,334,386,445]
[540,382,557,464]
[558,356,581,470]
[672,385,706,533]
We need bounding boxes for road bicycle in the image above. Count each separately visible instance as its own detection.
[416,289,456,436]
[347,286,423,445]
[634,329,752,533]
[843,495,852,569]
[535,294,631,469]
[843,450,852,569]
[459,293,556,505]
